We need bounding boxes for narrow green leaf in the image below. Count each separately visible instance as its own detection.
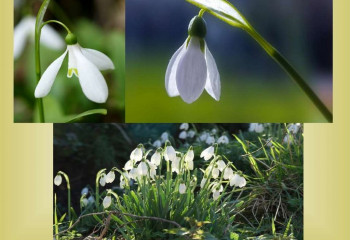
[65,109,107,123]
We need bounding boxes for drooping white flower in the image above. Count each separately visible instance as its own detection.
[179,131,187,139]
[249,123,264,133]
[179,123,189,130]
[199,132,209,142]
[212,167,220,179]
[88,196,95,204]
[179,183,187,194]
[160,132,169,143]
[124,160,134,170]
[200,177,208,188]
[211,128,217,134]
[151,151,162,166]
[147,161,157,179]
[137,161,148,177]
[230,174,247,188]
[216,160,226,172]
[172,156,181,174]
[120,173,129,189]
[81,187,89,196]
[184,149,194,170]
[200,146,214,161]
[164,146,176,161]
[81,198,89,207]
[54,175,62,186]
[14,16,65,60]
[105,171,115,184]
[213,190,221,200]
[288,123,301,134]
[206,136,215,145]
[187,130,195,138]
[103,195,112,208]
[153,140,162,148]
[223,167,234,180]
[217,135,229,144]
[99,174,106,187]
[128,168,138,180]
[130,146,143,162]
[34,33,114,103]
[165,16,220,103]
[212,183,223,200]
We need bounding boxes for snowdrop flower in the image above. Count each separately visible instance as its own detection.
[249,123,264,133]
[130,145,143,162]
[288,123,301,134]
[164,145,176,161]
[120,173,129,189]
[213,190,221,200]
[88,196,95,204]
[99,173,106,187]
[147,161,157,179]
[128,168,138,180]
[54,175,62,186]
[165,16,220,103]
[211,128,217,134]
[14,16,65,60]
[199,132,209,142]
[34,33,114,103]
[81,187,89,196]
[105,171,115,184]
[187,130,196,138]
[206,136,215,145]
[180,123,189,130]
[172,156,181,174]
[179,183,187,194]
[229,174,247,188]
[124,160,134,171]
[151,150,162,166]
[212,183,223,200]
[200,146,214,161]
[160,132,169,143]
[103,195,112,209]
[217,135,229,144]
[216,160,226,172]
[200,177,208,188]
[81,198,89,207]
[223,167,234,180]
[185,149,194,170]
[179,131,187,139]
[211,166,220,179]
[153,140,162,148]
[137,161,148,177]
[283,134,293,144]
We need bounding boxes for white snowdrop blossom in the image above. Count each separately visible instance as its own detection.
[14,16,65,60]
[211,128,217,134]
[99,174,106,187]
[124,160,134,170]
[54,175,62,186]
[185,149,194,170]
[128,168,138,180]
[200,146,214,161]
[137,161,148,177]
[164,146,176,161]
[212,167,220,179]
[200,177,208,188]
[179,123,189,130]
[288,123,301,134]
[223,167,234,180]
[81,198,89,207]
[130,146,143,162]
[103,195,112,209]
[148,161,157,179]
[229,174,247,188]
[213,190,221,200]
[34,33,114,103]
[165,16,220,103]
[206,136,215,145]
[81,187,89,196]
[88,196,95,204]
[212,183,223,200]
[105,171,115,184]
[283,134,293,144]
[216,160,226,172]
[187,130,196,138]
[179,131,187,139]
[179,183,187,194]
[199,132,209,142]
[172,156,181,174]
[120,173,129,189]
[160,132,169,143]
[249,123,264,133]
[151,151,162,166]
[153,140,162,148]
[217,135,229,144]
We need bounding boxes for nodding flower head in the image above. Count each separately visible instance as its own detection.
[34,32,114,103]
[105,171,115,184]
[130,145,143,162]
[54,175,62,186]
[179,183,187,194]
[165,16,220,104]
[103,195,112,209]
[200,146,215,161]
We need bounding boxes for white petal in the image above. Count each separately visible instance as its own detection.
[14,17,32,60]
[54,175,62,186]
[81,48,115,71]
[204,44,221,101]
[35,50,67,98]
[67,45,78,78]
[176,38,207,103]
[165,42,186,97]
[41,24,65,50]
[72,45,109,103]
[179,183,186,194]
[103,196,112,208]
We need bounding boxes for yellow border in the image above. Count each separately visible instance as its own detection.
[1,0,349,239]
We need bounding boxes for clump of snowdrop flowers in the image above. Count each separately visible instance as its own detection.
[165,15,220,103]
[34,32,115,103]
[249,123,265,133]
[14,16,64,60]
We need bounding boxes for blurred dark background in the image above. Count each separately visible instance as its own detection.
[126,0,332,122]
[14,0,125,122]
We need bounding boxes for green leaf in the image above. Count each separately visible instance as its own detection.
[186,0,249,28]
[65,109,107,123]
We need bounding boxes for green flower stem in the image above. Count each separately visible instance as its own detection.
[95,169,106,209]
[54,193,59,240]
[42,20,71,33]
[244,26,333,122]
[35,0,51,123]
[58,171,71,221]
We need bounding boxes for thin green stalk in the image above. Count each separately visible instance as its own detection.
[54,194,59,240]
[35,0,51,123]
[42,20,71,33]
[58,171,71,221]
[245,27,332,122]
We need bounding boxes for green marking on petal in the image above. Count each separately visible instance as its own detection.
[200,39,205,53]
[68,68,79,78]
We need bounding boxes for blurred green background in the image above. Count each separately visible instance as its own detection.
[126,0,332,123]
[14,0,125,122]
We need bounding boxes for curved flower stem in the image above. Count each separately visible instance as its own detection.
[35,0,51,123]
[58,171,71,221]
[244,26,333,122]
[42,19,71,33]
